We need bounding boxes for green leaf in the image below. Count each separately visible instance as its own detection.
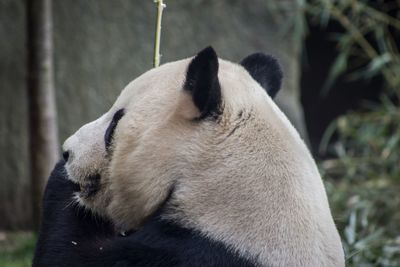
[366,53,392,77]
[321,51,349,96]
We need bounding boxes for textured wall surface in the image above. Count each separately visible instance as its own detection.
[0,0,305,229]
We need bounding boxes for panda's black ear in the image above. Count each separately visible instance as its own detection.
[184,46,222,119]
[240,53,283,98]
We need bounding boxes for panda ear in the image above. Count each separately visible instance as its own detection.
[240,53,283,98]
[184,46,222,119]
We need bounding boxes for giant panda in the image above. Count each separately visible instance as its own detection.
[33,47,344,267]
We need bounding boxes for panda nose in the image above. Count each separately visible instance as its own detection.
[62,150,70,162]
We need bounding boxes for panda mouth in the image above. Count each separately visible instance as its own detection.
[79,173,101,198]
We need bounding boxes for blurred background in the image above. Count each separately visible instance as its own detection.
[0,0,399,266]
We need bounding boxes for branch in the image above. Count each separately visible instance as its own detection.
[153,0,166,68]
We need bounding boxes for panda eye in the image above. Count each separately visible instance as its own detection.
[104,109,125,150]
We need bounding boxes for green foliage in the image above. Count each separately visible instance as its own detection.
[300,1,400,265]
[268,0,400,97]
[0,232,36,267]
[305,0,400,97]
[321,101,400,266]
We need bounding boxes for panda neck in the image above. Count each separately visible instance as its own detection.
[163,129,339,266]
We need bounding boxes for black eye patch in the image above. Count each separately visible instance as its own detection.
[104,108,125,150]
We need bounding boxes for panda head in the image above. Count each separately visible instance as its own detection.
[63,47,283,228]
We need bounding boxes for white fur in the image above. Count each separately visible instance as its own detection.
[63,57,344,266]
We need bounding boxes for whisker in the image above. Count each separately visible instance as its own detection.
[63,195,79,210]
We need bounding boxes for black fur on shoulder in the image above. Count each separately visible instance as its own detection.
[185,46,222,120]
[33,160,114,267]
[33,161,258,267]
[240,53,283,98]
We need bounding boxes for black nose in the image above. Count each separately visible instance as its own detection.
[62,151,70,162]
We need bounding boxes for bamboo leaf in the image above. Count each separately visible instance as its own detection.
[321,51,348,95]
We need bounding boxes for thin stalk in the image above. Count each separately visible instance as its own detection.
[153,0,166,68]
[359,2,400,31]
